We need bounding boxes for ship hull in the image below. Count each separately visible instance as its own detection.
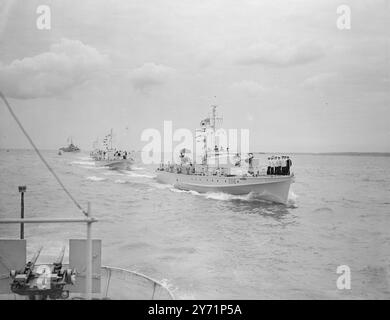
[156,171,294,204]
[59,148,80,153]
[94,159,134,171]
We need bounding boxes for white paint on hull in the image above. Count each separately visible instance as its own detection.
[156,171,294,204]
[95,159,134,171]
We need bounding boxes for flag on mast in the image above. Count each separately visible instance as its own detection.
[200,118,210,128]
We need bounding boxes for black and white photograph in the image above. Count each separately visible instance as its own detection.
[0,0,389,304]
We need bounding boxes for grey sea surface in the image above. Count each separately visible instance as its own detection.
[0,149,389,299]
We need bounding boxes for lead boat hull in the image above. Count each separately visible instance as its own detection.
[156,171,294,204]
[94,159,134,170]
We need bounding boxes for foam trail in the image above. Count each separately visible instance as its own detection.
[126,172,155,179]
[103,171,124,176]
[159,278,177,296]
[132,166,145,171]
[70,161,96,166]
[166,188,287,205]
[149,182,174,190]
[85,176,107,182]
[204,192,252,201]
[114,179,129,184]
[287,191,298,208]
[77,156,93,161]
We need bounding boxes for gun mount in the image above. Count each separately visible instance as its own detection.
[9,246,76,300]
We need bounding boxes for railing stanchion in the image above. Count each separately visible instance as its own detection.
[86,202,93,300]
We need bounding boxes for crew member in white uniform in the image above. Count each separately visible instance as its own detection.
[282,156,287,175]
[276,156,282,175]
[271,156,275,175]
[267,157,271,175]
[286,156,292,175]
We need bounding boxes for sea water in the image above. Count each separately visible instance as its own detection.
[0,150,389,299]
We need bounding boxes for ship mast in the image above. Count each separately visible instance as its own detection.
[110,128,113,150]
[201,105,223,166]
[210,105,223,150]
[211,105,216,132]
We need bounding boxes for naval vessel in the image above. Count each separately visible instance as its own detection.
[59,138,80,153]
[90,129,134,170]
[156,106,294,204]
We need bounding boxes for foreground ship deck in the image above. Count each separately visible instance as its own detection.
[0,92,172,300]
[0,266,174,300]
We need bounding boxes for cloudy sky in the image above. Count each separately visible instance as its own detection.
[0,0,389,152]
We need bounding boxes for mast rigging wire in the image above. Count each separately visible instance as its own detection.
[0,91,87,216]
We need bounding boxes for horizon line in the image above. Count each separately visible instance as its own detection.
[1,148,390,156]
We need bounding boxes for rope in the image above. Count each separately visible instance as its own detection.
[104,268,112,298]
[0,91,87,216]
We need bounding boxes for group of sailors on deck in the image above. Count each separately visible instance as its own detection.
[92,149,131,161]
[158,162,196,175]
[267,155,292,176]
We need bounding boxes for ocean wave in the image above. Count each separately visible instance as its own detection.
[85,176,107,182]
[312,207,334,214]
[149,182,174,190]
[79,165,106,170]
[70,161,95,166]
[151,180,299,207]
[114,179,130,184]
[132,166,146,171]
[169,188,197,195]
[175,290,195,300]
[154,182,294,206]
[286,191,299,208]
[204,192,254,201]
[361,176,387,183]
[202,192,283,204]
[159,278,178,298]
[168,189,279,204]
[103,171,124,176]
[126,172,155,179]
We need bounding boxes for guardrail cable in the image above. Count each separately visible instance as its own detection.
[0,91,87,216]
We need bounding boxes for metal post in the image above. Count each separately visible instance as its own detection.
[86,202,92,300]
[18,186,26,239]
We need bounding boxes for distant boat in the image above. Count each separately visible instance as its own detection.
[90,129,134,170]
[0,91,174,300]
[59,138,80,153]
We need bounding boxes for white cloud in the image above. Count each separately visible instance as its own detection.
[235,40,325,67]
[301,72,340,89]
[231,80,268,96]
[128,62,175,91]
[0,38,110,99]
